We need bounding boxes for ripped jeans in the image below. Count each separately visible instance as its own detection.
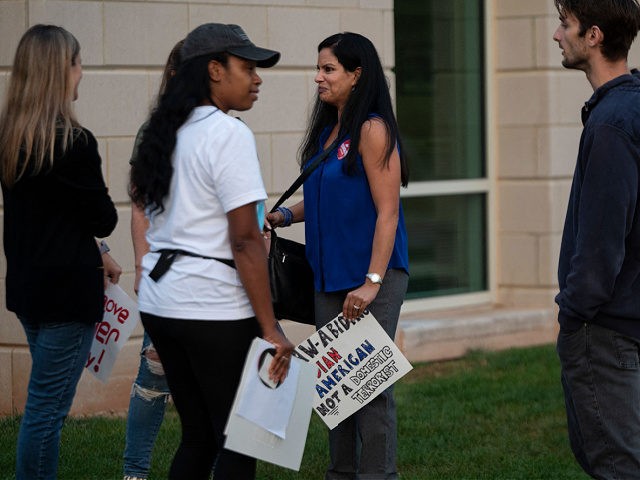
[123,331,171,479]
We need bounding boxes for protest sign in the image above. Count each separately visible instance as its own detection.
[85,283,140,382]
[293,310,412,429]
[225,338,314,471]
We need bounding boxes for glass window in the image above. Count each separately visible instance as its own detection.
[403,194,487,299]
[395,0,487,299]
[395,0,484,181]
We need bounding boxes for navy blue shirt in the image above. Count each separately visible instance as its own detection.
[556,74,640,340]
[303,127,409,292]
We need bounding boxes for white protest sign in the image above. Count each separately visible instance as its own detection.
[293,310,412,429]
[85,283,140,382]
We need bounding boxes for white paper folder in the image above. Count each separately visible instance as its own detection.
[224,337,314,471]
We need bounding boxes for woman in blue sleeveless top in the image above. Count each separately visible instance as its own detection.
[268,32,409,480]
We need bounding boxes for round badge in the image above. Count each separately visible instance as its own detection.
[337,139,351,160]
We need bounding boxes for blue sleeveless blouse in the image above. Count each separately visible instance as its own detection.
[303,126,409,292]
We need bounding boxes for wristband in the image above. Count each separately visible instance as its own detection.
[276,206,293,227]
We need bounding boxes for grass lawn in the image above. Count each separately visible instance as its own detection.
[0,344,588,479]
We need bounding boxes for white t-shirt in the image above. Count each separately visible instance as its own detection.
[138,106,267,320]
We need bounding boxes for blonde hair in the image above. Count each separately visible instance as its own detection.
[0,24,81,187]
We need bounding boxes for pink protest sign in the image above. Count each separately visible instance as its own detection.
[85,283,140,382]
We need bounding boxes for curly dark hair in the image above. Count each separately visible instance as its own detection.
[129,52,227,212]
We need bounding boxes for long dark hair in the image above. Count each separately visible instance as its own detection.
[299,32,408,186]
[129,52,227,212]
[159,40,184,98]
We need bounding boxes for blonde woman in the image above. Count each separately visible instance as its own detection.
[0,24,118,479]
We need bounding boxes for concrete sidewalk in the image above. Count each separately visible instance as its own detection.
[282,306,557,363]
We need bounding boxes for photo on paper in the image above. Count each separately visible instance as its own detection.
[258,350,280,389]
[225,338,315,471]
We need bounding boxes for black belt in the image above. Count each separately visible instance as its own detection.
[149,249,236,282]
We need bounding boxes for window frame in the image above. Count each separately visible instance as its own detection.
[399,0,497,313]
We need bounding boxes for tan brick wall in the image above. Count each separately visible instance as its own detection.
[495,0,640,308]
[4,0,640,416]
[0,0,395,415]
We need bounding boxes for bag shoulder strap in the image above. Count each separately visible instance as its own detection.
[270,138,341,213]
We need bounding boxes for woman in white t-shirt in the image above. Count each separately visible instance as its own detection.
[129,23,294,480]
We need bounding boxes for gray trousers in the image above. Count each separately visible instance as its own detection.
[557,323,640,479]
[315,269,409,480]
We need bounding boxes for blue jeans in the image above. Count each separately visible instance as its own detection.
[16,317,95,480]
[315,269,408,480]
[123,331,170,479]
[557,323,640,479]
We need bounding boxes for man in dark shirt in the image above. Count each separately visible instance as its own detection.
[553,1,640,477]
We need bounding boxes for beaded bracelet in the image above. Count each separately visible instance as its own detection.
[276,206,293,227]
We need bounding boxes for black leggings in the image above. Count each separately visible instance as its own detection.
[141,313,261,480]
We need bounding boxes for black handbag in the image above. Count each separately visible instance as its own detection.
[268,138,340,325]
[268,229,315,324]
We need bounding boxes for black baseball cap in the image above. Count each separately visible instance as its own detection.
[181,23,280,68]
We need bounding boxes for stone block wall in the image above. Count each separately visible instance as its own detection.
[0,0,394,415]
[3,0,640,415]
[494,0,640,308]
